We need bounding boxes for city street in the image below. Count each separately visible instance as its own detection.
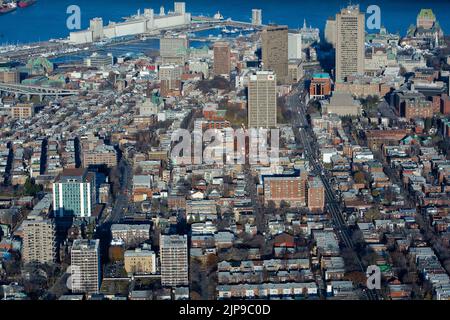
[286,80,379,300]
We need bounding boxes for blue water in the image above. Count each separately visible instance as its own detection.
[0,0,449,44]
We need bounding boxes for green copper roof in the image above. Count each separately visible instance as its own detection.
[312,73,330,79]
[418,9,435,20]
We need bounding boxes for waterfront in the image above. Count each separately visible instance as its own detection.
[50,38,210,64]
[0,0,450,45]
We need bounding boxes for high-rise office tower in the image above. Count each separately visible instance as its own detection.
[252,9,262,25]
[52,168,96,218]
[70,239,101,294]
[22,215,56,264]
[213,41,231,77]
[324,17,336,47]
[261,25,288,84]
[160,234,188,287]
[288,33,302,60]
[247,71,277,129]
[335,5,365,82]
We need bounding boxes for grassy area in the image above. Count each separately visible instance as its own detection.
[224,105,247,128]
[100,279,130,296]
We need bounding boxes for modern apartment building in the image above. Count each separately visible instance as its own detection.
[52,168,96,218]
[70,239,101,294]
[160,234,188,287]
[247,71,277,128]
[335,5,365,82]
[22,215,56,264]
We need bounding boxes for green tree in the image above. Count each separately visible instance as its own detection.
[365,207,381,221]
[354,171,367,184]
[23,178,42,197]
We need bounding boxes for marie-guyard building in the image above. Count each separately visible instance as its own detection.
[52,168,96,218]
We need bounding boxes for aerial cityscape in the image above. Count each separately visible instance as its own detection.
[1,0,450,303]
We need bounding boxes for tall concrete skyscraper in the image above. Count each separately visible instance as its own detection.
[288,33,302,60]
[335,5,365,82]
[213,41,231,77]
[252,9,262,25]
[261,25,288,84]
[324,17,336,47]
[247,71,277,128]
[160,234,188,287]
[71,239,101,294]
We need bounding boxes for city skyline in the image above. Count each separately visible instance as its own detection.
[0,0,450,306]
[0,0,449,45]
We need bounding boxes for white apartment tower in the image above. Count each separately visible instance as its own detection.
[160,234,188,287]
[70,239,101,294]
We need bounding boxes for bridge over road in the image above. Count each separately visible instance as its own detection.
[0,82,79,101]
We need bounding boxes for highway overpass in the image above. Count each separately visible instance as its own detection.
[0,82,79,101]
